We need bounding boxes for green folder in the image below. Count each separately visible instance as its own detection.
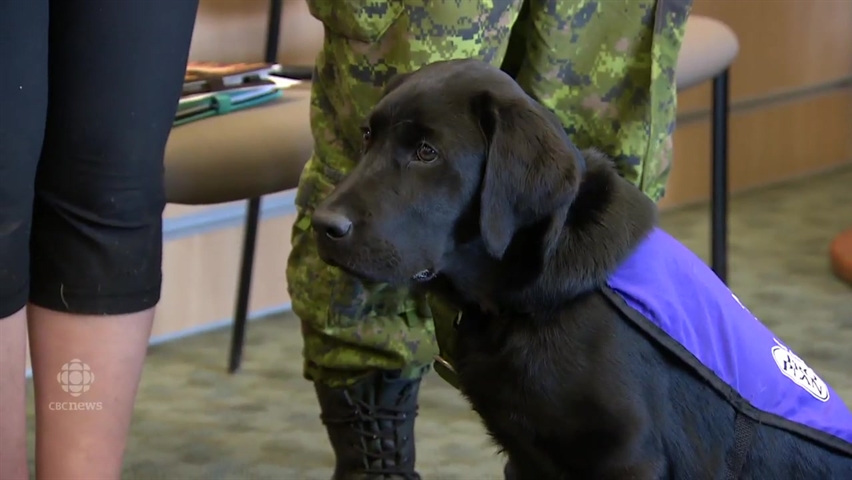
[174,85,283,127]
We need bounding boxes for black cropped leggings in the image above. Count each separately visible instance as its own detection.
[0,0,199,318]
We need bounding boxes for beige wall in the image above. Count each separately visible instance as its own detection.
[26,0,852,370]
[189,0,322,67]
[154,200,296,341]
[661,0,852,208]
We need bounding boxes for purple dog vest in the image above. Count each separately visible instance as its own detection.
[604,228,852,453]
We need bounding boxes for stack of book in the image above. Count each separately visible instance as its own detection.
[175,62,302,126]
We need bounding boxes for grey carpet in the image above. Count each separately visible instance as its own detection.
[24,166,852,479]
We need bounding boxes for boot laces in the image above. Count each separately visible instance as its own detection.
[323,395,419,478]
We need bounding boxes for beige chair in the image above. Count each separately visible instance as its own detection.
[165,0,314,373]
[675,16,740,283]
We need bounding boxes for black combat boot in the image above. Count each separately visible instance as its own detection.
[315,371,421,480]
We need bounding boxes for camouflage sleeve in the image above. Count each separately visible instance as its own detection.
[289,0,528,388]
[514,0,692,202]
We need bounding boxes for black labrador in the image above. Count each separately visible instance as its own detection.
[311,59,852,479]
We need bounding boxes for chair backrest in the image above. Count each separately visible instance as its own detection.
[190,0,323,67]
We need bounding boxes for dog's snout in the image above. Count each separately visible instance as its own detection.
[312,208,353,240]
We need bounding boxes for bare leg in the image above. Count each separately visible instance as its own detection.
[27,305,155,480]
[0,308,30,480]
[24,0,196,475]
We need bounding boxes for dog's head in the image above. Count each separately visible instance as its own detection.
[313,59,585,286]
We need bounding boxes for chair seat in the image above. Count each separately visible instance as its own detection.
[676,16,739,90]
[165,16,737,206]
[164,86,313,205]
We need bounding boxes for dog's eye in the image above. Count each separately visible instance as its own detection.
[415,143,438,163]
[361,128,372,144]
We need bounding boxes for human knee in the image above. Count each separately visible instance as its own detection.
[27,142,165,314]
[35,147,165,231]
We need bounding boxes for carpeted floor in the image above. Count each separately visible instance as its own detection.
[24,166,852,479]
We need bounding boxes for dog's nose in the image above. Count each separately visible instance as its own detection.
[312,209,353,240]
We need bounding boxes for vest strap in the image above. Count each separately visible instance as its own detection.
[725,413,758,479]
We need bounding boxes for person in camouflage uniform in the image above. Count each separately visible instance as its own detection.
[287,0,692,477]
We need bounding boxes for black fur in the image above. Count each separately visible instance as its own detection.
[312,59,852,479]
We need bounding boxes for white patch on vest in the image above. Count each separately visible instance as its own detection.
[771,339,830,402]
[728,292,831,402]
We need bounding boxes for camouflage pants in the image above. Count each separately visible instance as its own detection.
[288,0,691,388]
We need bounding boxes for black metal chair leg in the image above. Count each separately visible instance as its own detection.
[228,197,262,373]
[227,0,284,373]
[264,0,283,64]
[711,70,730,284]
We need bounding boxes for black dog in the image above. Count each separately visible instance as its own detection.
[312,59,852,479]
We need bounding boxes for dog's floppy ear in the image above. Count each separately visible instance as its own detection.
[473,90,584,259]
